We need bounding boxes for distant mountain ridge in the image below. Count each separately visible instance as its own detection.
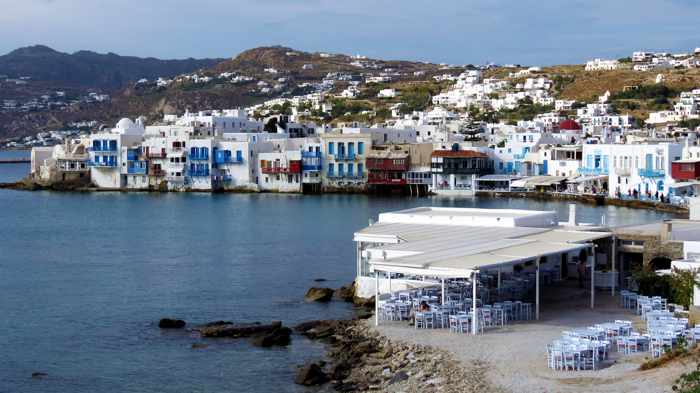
[0,45,224,90]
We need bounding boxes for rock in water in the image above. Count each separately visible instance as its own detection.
[250,326,292,347]
[295,362,328,386]
[158,318,186,329]
[334,283,355,301]
[304,287,334,302]
[198,321,283,338]
[31,372,48,379]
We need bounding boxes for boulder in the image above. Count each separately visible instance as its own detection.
[198,321,283,338]
[334,283,355,302]
[295,362,328,386]
[31,372,48,379]
[305,287,334,302]
[353,295,375,308]
[294,320,341,340]
[191,343,209,349]
[250,326,292,347]
[158,318,186,329]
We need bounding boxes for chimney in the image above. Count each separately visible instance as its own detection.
[568,204,577,227]
[660,221,673,242]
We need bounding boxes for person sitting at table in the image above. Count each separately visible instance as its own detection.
[408,301,431,325]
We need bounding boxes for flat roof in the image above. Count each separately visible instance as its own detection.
[614,220,700,241]
[381,206,553,219]
[358,220,611,278]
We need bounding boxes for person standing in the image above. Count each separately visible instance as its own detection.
[577,259,586,289]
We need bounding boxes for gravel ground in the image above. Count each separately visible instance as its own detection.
[373,284,695,393]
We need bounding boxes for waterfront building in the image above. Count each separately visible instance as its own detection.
[300,141,323,193]
[89,118,145,189]
[36,138,90,182]
[320,132,372,192]
[258,150,302,192]
[430,147,493,194]
[366,147,410,193]
[581,143,683,199]
[545,145,582,177]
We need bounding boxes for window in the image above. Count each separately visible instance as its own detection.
[328,142,334,155]
[358,163,364,177]
[328,163,335,175]
[338,163,344,176]
[348,163,354,176]
[236,150,243,162]
[358,142,364,155]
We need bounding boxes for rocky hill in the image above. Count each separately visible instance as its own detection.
[0,45,223,91]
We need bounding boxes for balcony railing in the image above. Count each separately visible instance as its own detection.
[302,151,321,158]
[638,168,665,178]
[215,156,243,164]
[333,153,356,161]
[90,145,118,152]
[127,166,147,175]
[189,154,209,161]
[89,160,117,168]
[262,167,290,174]
[578,167,609,176]
[615,168,631,177]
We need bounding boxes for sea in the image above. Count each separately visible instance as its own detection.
[0,150,677,392]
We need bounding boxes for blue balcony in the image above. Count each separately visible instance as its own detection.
[91,140,118,152]
[578,167,609,176]
[333,153,356,161]
[89,160,117,167]
[189,154,210,161]
[127,161,148,174]
[127,166,147,174]
[302,151,322,171]
[215,156,243,164]
[638,168,665,178]
[189,169,210,177]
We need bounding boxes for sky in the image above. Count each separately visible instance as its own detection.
[2,0,700,65]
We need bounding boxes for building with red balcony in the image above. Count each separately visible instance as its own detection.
[258,151,302,192]
[366,149,410,194]
[672,159,700,181]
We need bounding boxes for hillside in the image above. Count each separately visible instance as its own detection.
[5,45,700,142]
[0,45,223,91]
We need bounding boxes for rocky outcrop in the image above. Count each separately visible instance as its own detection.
[353,295,375,308]
[304,287,334,302]
[298,320,497,392]
[250,326,292,347]
[158,318,186,329]
[31,372,48,379]
[197,320,285,339]
[295,362,328,386]
[334,282,355,302]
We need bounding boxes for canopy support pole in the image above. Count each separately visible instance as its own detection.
[388,272,392,294]
[472,271,478,335]
[611,236,616,297]
[497,269,502,298]
[374,271,379,326]
[536,258,540,320]
[441,278,446,305]
[590,246,596,309]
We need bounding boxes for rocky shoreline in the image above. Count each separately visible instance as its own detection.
[294,318,498,392]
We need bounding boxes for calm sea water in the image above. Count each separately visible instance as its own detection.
[0,150,677,393]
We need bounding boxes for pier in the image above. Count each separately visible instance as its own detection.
[0,159,30,164]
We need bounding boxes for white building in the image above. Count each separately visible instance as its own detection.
[581,143,683,198]
[89,118,145,189]
[585,59,621,71]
